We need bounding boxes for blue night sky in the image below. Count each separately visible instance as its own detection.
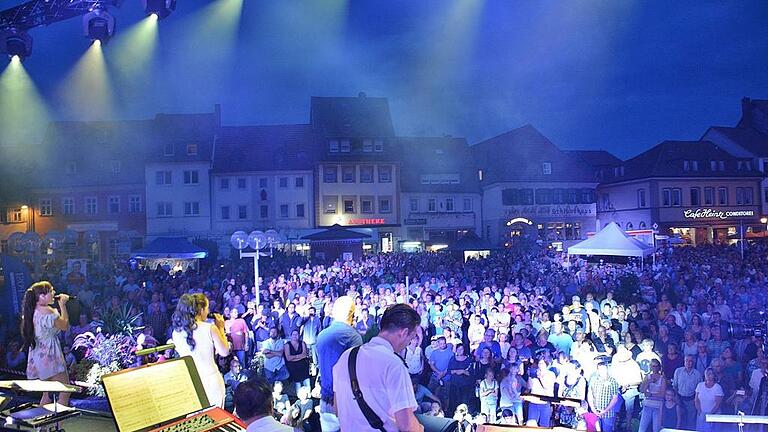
[8,0,768,159]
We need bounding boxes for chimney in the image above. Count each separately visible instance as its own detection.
[358,92,367,98]
[214,104,222,127]
[741,97,752,127]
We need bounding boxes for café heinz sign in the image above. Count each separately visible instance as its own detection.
[683,208,755,220]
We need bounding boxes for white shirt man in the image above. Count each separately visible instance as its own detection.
[333,304,423,432]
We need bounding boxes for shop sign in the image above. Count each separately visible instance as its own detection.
[503,204,594,218]
[404,218,427,225]
[348,218,386,225]
[683,208,755,220]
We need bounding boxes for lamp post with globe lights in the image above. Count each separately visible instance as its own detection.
[230,229,281,306]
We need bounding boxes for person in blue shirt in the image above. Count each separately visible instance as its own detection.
[475,328,502,360]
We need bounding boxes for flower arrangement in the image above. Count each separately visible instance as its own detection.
[71,306,143,397]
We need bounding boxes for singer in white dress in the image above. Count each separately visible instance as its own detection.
[172,293,230,407]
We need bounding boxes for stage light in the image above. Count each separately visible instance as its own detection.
[0,28,33,60]
[10,55,20,63]
[83,9,116,44]
[142,0,176,20]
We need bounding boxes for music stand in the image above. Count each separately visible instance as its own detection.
[0,380,81,431]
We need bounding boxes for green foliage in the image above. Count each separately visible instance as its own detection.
[616,273,641,304]
[101,304,143,336]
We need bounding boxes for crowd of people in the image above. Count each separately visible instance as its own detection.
[3,241,768,432]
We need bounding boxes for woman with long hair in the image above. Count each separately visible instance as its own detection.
[171,293,230,407]
[21,281,71,406]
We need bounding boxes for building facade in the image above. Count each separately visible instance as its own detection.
[398,136,482,250]
[473,125,599,247]
[310,95,400,251]
[596,140,762,245]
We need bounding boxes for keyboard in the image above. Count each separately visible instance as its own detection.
[150,407,246,432]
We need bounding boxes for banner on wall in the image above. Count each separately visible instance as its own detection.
[1,254,33,318]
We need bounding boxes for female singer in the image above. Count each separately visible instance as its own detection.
[171,293,230,407]
[21,281,71,406]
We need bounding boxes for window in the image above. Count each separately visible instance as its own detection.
[329,140,339,152]
[237,178,247,189]
[220,178,230,190]
[746,187,754,205]
[156,171,172,185]
[260,190,267,201]
[65,161,77,175]
[683,160,690,171]
[324,166,338,183]
[536,189,552,205]
[711,160,717,171]
[692,160,699,171]
[373,139,384,152]
[690,188,701,206]
[552,189,564,204]
[502,189,519,205]
[361,197,374,214]
[110,160,121,174]
[445,198,454,212]
[323,196,338,214]
[378,165,392,183]
[221,206,230,220]
[183,170,199,185]
[614,166,625,177]
[12,208,22,222]
[463,198,472,211]
[764,188,768,204]
[581,189,595,204]
[379,197,392,213]
[85,197,98,215]
[342,166,356,183]
[40,199,52,216]
[158,202,172,217]
[295,177,304,188]
[238,205,247,219]
[637,189,646,208]
[260,205,268,219]
[279,177,288,188]
[718,161,725,171]
[259,178,268,188]
[409,199,419,212]
[542,162,552,175]
[704,187,715,205]
[108,196,120,214]
[662,188,671,207]
[718,187,728,205]
[360,165,374,183]
[128,196,142,213]
[343,198,355,214]
[362,139,373,152]
[296,204,305,218]
[280,204,289,218]
[672,188,682,206]
[736,187,753,205]
[186,143,198,156]
[184,202,200,216]
[63,198,75,215]
[340,140,351,153]
[163,142,175,156]
[428,198,437,213]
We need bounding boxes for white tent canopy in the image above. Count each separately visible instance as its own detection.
[568,222,655,257]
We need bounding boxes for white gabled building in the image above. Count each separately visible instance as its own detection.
[145,110,219,238]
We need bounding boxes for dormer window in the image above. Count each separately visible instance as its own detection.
[163,142,175,156]
[186,143,198,156]
[373,139,384,152]
[542,162,552,175]
[340,139,351,153]
[692,161,698,171]
[614,166,624,177]
[329,140,339,153]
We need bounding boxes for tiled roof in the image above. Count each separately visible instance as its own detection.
[564,150,622,168]
[471,124,596,183]
[310,94,395,138]
[398,136,480,193]
[706,126,768,157]
[213,125,318,172]
[601,140,762,183]
[738,97,768,134]
[150,112,218,162]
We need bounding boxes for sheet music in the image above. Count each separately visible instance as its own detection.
[103,359,204,432]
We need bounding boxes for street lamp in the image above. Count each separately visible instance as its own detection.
[230,229,281,306]
[761,217,767,233]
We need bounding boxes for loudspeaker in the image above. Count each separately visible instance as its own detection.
[415,413,459,432]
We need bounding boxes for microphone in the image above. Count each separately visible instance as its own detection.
[54,294,77,301]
